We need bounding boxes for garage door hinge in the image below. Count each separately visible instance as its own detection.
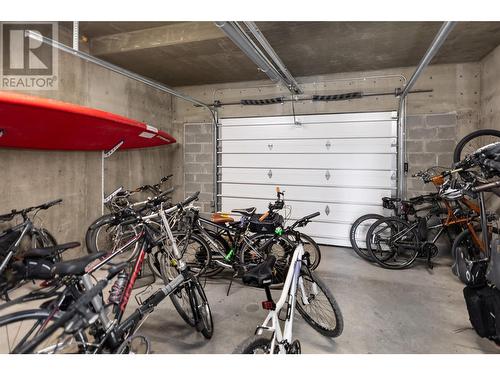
[325,170,331,180]
[267,169,273,179]
[325,205,330,216]
[325,140,331,150]
[391,172,397,181]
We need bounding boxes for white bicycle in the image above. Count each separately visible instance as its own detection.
[234,212,343,354]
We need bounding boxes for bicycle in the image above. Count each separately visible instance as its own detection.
[0,192,214,353]
[198,188,320,281]
[233,213,343,354]
[0,199,63,299]
[349,193,440,262]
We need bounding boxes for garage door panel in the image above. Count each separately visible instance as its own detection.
[220,138,396,154]
[221,153,395,170]
[220,197,385,223]
[220,111,396,126]
[220,168,395,188]
[220,121,396,140]
[221,184,392,205]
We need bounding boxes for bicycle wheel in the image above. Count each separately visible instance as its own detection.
[453,129,500,163]
[202,230,231,277]
[451,226,499,279]
[366,217,420,269]
[0,309,85,353]
[233,336,274,354]
[86,214,140,266]
[172,232,211,276]
[296,271,343,338]
[240,233,294,285]
[349,214,384,262]
[190,279,213,339]
[160,261,196,327]
[286,232,321,270]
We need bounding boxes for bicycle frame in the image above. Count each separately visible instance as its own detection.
[0,220,33,275]
[254,243,310,354]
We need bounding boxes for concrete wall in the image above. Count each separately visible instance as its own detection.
[0,28,176,256]
[173,62,481,209]
[480,44,500,130]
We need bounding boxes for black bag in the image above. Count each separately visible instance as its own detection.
[463,285,500,339]
[248,213,284,234]
[0,229,20,255]
[11,259,55,280]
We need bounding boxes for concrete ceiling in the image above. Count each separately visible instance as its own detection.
[72,21,500,87]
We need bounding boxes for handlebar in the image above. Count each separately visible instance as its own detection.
[39,199,63,210]
[1,198,63,220]
[468,180,500,194]
[290,212,320,229]
[177,191,200,208]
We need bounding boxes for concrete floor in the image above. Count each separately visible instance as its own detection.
[2,246,499,354]
[131,246,499,354]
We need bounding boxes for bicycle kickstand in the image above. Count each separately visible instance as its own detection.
[226,271,237,296]
[426,250,434,270]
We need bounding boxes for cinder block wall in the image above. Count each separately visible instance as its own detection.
[0,27,176,255]
[174,62,481,210]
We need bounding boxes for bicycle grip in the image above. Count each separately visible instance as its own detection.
[41,198,63,209]
[179,191,200,207]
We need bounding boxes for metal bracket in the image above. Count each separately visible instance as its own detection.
[325,205,330,216]
[103,140,124,159]
[268,143,274,151]
[268,169,273,179]
[325,170,331,181]
[325,140,332,150]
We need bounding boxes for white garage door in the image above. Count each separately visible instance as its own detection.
[217,111,398,247]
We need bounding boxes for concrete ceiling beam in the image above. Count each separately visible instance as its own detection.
[90,22,224,56]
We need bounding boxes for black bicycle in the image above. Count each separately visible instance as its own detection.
[0,199,63,299]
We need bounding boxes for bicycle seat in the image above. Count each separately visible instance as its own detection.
[242,256,276,287]
[382,197,400,203]
[231,207,256,216]
[210,212,235,224]
[23,242,80,259]
[53,252,106,277]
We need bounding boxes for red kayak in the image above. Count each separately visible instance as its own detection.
[0,91,176,151]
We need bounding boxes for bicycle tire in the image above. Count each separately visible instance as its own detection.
[85,214,140,266]
[240,233,295,285]
[366,217,420,269]
[33,228,58,248]
[173,232,212,276]
[162,263,196,327]
[349,214,384,262]
[190,279,213,339]
[233,336,273,354]
[202,230,231,277]
[286,232,321,270]
[0,309,85,353]
[296,271,343,338]
[453,129,500,163]
[451,226,500,278]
